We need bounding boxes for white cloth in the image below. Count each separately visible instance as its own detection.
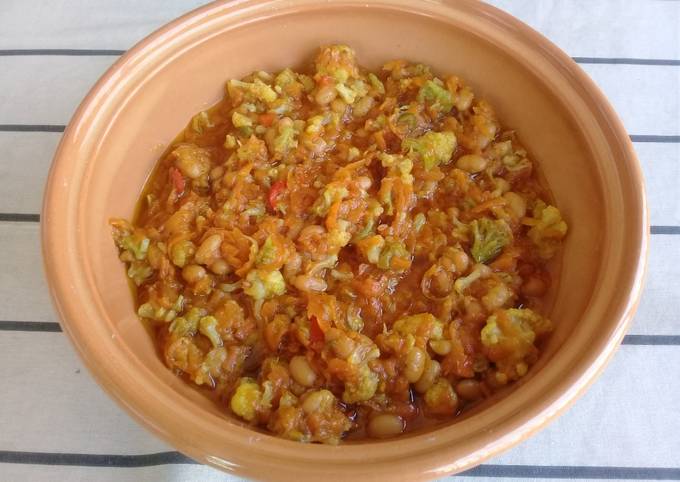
[0,1,679,481]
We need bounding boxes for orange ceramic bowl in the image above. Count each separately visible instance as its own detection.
[41,1,648,480]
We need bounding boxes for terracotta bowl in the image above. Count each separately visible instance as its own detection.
[41,0,648,480]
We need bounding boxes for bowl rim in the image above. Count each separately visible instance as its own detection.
[41,0,649,480]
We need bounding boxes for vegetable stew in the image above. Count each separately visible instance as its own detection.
[111,45,568,444]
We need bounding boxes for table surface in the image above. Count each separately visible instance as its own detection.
[1,1,679,481]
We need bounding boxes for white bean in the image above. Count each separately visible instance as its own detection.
[293,275,327,292]
[404,347,427,383]
[368,414,405,438]
[414,359,441,393]
[456,154,488,173]
[289,356,317,387]
[195,234,222,265]
[503,191,527,218]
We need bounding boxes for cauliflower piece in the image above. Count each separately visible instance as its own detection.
[379,153,414,184]
[480,308,552,380]
[424,378,459,415]
[269,389,352,444]
[244,269,286,300]
[367,73,385,95]
[256,236,279,267]
[199,315,222,348]
[274,68,294,86]
[191,111,214,133]
[168,309,201,338]
[127,261,152,286]
[228,78,278,104]
[272,121,299,157]
[230,378,272,422]
[138,295,184,323]
[402,130,457,170]
[169,240,195,268]
[392,313,444,341]
[417,79,454,112]
[526,201,568,259]
[232,111,253,128]
[312,182,349,216]
[343,363,379,404]
[236,135,268,163]
[377,238,411,272]
[470,217,512,264]
[454,263,491,294]
[314,45,359,83]
[335,83,357,104]
[117,233,150,261]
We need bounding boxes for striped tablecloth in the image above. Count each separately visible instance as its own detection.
[1,1,679,481]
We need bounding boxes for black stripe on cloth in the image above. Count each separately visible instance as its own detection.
[1,49,679,66]
[623,335,680,346]
[1,450,679,479]
[0,450,195,468]
[651,226,680,235]
[0,124,65,132]
[629,135,680,143]
[2,125,677,143]
[572,57,680,66]
[465,464,680,479]
[0,213,40,222]
[0,49,125,56]
[0,321,61,332]
[1,321,678,346]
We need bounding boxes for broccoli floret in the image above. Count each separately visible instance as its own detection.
[244,269,286,300]
[470,218,512,264]
[526,201,568,259]
[403,131,457,170]
[417,79,454,112]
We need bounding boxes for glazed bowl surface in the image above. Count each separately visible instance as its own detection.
[41,1,648,480]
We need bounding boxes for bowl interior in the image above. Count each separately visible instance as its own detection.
[44,1,644,480]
